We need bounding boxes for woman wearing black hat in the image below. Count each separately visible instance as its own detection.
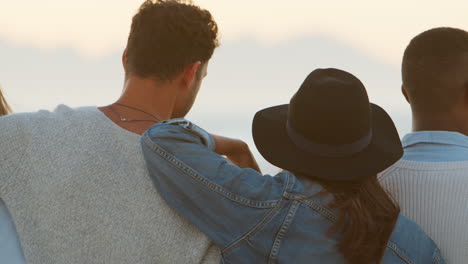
[141,69,444,264]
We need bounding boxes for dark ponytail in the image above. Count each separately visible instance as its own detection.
[317,176,400,264]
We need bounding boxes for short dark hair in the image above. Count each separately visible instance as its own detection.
[402,27,468,112]
[125,0,219,81]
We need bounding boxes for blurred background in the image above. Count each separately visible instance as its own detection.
[1,0,467,173]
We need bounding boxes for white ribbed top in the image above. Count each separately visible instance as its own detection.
[379,160,468,264]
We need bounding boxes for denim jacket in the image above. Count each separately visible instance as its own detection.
[141,119,444,264]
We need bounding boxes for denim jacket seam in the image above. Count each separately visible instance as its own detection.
[283,193,338,223]
[300,199,337,223]
[222,199,286,255]
[387,241,413,264]
[283,174,295,195]
[158,119,216,150]
[143,136,280,208]
[268,200,301,263]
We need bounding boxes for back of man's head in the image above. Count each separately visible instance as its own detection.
[125,0,219,81]
[402,27,468,114]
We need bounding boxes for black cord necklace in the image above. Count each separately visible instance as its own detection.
[110,103,162,123]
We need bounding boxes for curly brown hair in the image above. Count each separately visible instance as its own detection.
[125,0,219,81]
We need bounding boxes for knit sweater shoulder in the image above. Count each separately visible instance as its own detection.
[379,160,468,264]
[0,105,220,264]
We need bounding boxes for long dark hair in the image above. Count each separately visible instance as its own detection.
[315,175,400,264]
[0,88,12,116]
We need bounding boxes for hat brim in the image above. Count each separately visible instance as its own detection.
[252,103,403,181]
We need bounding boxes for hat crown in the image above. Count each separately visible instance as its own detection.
[288,68,372,145]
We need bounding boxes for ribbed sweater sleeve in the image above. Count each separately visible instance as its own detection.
[379,160,468,264]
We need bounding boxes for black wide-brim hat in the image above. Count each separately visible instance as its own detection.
[252,68,403,181]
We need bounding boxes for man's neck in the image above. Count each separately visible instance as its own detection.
[412,112,468,136]
[99,76,178,135]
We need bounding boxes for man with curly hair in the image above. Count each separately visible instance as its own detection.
[0,1,221,263]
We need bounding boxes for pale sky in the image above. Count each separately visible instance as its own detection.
[1,0,467,173]
[1,0,467,64]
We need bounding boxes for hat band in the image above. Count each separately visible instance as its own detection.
[286,122,373,157]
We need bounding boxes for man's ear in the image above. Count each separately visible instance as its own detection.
[182,61,201,90]
[122,49,128,71]
[402,85,410,104]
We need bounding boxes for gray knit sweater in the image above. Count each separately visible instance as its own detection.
[0,105,220,264]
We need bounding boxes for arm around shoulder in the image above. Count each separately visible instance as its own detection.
[141,119,286,250]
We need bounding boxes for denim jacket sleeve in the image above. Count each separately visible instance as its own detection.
[0,201,26,263]
[141,119,287,250]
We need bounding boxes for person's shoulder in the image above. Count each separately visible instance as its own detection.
[0,104,83,121]
[44,104,99,120]
[377,159,405,179]
[379,158,468,181]
[377,159,423,183]
[390,214,432,243]
[388,214,442,263]
[0,110,38,135]
[0,105,101,137]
